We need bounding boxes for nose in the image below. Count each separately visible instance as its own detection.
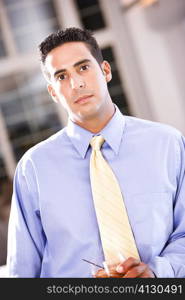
[70,74,85,89]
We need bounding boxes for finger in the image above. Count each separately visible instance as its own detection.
[95,265,124,278]
[94,268,109,278]
[140,274,151,278]
[139,270,155,278]
[116,257,140,274]
[123,263,147,278]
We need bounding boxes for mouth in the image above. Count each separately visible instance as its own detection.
[75,95,93,104]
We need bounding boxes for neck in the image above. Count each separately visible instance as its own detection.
[72,103,115,133]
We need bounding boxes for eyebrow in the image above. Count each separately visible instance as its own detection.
[53,59,91,78]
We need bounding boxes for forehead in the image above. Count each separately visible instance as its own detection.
[45,41,96,73]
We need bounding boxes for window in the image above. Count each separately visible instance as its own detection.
[0,155,7,182]
[102,46,130,115]
[0,71,62,161]
[0,152,12,266]
[75,0,106,31]
[0,29,6,58]
[4,0,59,53]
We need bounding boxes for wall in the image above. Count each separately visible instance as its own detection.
[120,0,185,133]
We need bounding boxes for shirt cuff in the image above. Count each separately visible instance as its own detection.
[148,256,174,278]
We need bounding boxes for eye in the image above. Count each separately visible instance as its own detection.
[80,64,89,71]
[58,74,67,81]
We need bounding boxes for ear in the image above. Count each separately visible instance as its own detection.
[101,60,112,83]
[47,84,59,103]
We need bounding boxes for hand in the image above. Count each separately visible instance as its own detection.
[94,257,155,278]
[117,257,155,278]
[94,263,123,278]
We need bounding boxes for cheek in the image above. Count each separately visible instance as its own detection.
[96,78,108,97]
[56,84,70,100]
[88,73,106,93]
[53,84,66,104]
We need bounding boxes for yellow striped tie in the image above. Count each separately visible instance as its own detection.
[90,135,140,264]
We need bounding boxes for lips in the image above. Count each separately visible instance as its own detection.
[75,95,93,104]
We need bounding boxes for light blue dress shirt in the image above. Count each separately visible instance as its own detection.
[7,105,185,277]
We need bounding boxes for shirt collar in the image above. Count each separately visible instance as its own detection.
[66,105,125,158]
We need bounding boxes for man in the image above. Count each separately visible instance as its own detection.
[7,28,185,278]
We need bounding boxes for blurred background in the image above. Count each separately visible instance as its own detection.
[0,0,185,276]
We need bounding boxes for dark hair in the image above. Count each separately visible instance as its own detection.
[38,27,104,81]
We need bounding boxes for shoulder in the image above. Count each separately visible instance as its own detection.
[16,127,68,171]
[124,115,183,142]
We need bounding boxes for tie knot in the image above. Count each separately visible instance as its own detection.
[90,136,105,151]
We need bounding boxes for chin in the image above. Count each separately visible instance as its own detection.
[79,104,101,117]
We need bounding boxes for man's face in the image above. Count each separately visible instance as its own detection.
[45,41,112,123]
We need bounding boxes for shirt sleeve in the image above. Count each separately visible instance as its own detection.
[6,156,45,277]
[148,134,185,278]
